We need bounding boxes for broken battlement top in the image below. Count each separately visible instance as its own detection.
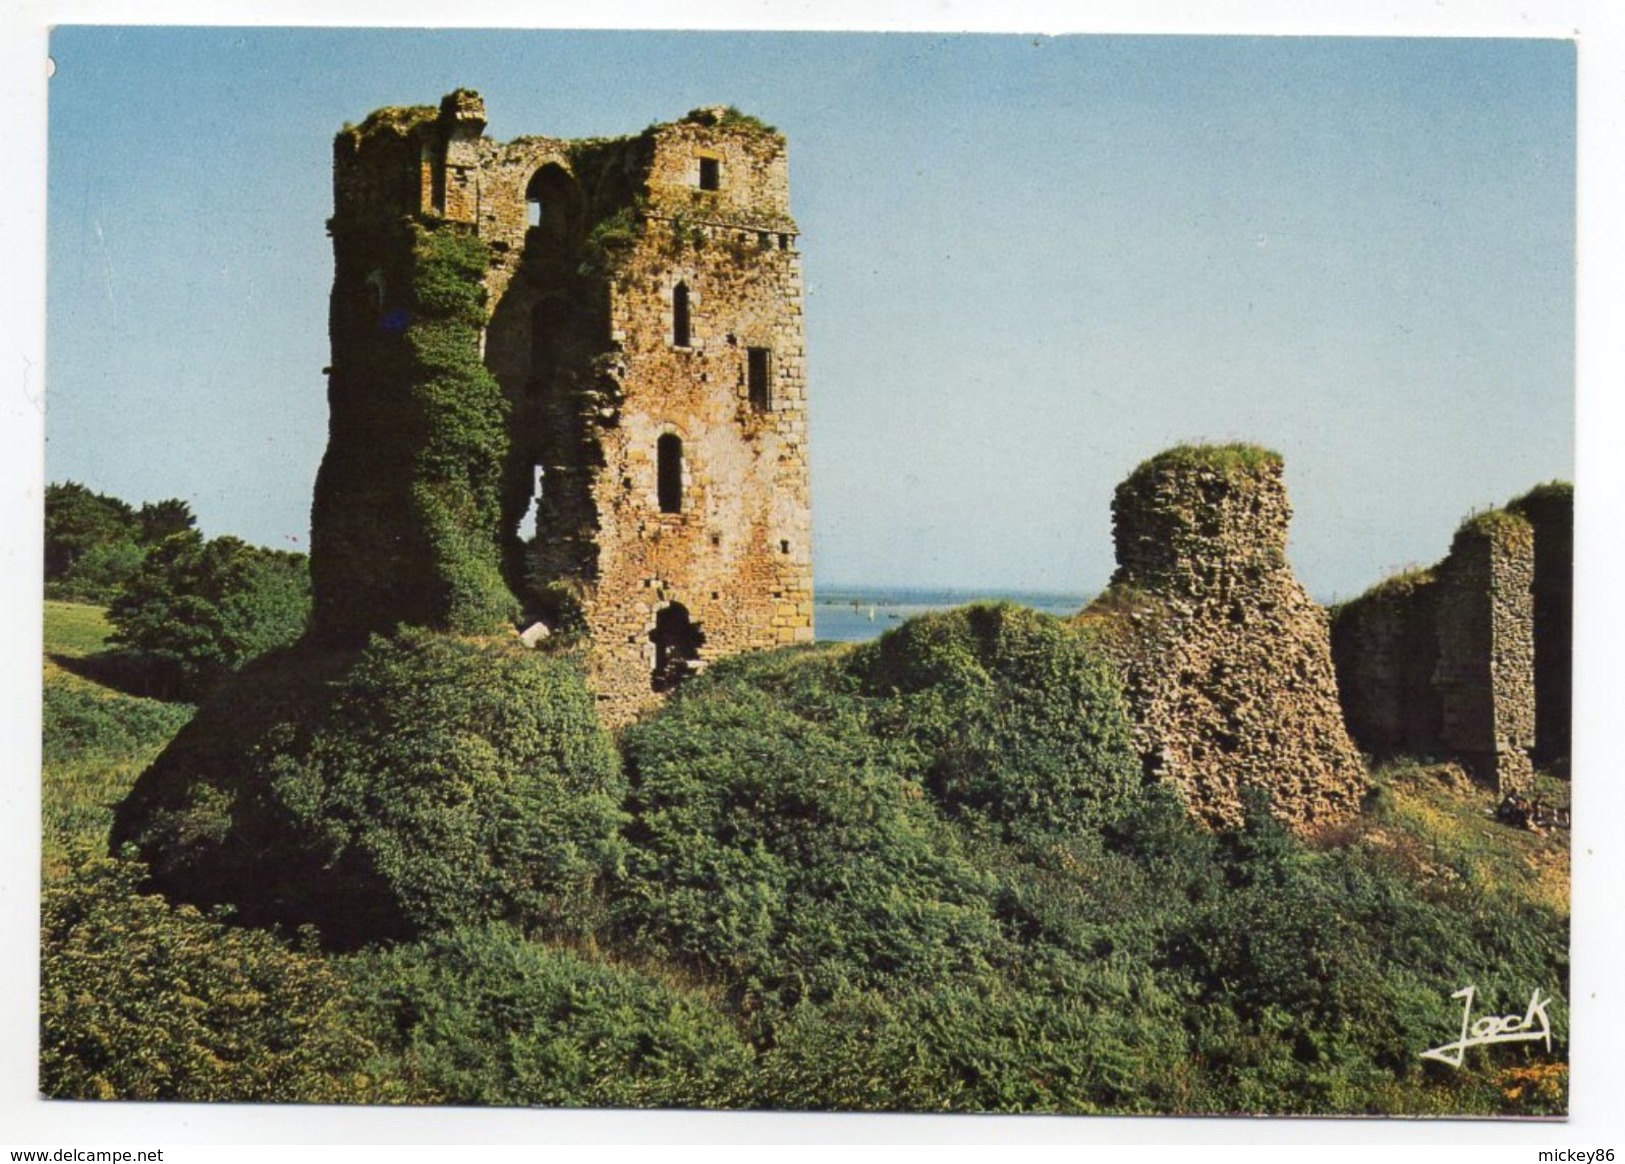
[1111,443,1291,600]
[1452,506,1534,550]
[333,91,795,236]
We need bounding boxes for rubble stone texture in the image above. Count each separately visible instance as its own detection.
[1433,514,1536,793]
[1331,493,1556,795]
[1328,570,1443,756]
[1508,484,1573,766]
[316,92,813,724]
[1078,446,1369,832]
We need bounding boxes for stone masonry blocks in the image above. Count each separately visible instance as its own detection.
[1082,446,1369,832]
[1331,496,1553,796]
[324,92,813,726]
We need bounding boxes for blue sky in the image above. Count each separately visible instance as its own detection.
[45,28,1575,599]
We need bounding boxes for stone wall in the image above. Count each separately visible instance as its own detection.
[1328,570,1442,756]
[1077,446,1368,832]
[1330,495,1554,795]
[1509,484,1573,766]
[317,92,813,725]
[1433,513,1537,793]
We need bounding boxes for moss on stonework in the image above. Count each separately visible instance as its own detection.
[1351,566,1437,606]
[403,226,519,634]
[1125,443,1284,486]
[1507,480,1574,514]
[1455,507,1534,545]
[345,104,438,142]
[679,105,782,139]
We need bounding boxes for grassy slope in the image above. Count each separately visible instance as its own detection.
[1353,761,1570,921]
[42,601,194,879]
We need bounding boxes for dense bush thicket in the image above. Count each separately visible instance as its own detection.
[107,530,311,700]
[45,482,196,602]
[615,605,1139,1013]
[63,599,1567,1114]
[602,607,1566,1113]
[41,851,386,1103]
[620,678,1002,1013]
[349,924,752,1107]
[854,603,1142,840]
[42,683,195,767]
[110,629,624,948]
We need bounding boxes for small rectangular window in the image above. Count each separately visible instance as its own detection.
[658,434,684,514]
[698,156,720,191]
[747,347,771,412]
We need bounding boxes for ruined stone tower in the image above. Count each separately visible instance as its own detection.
[314,91,813,723]
[1076,445,1369,831]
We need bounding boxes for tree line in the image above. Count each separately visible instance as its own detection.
[45,482,311,701]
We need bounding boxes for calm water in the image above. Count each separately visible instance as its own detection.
[814,587,1091,644]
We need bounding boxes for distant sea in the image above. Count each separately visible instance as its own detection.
[815,585,1093,644]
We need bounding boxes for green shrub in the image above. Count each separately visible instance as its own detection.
[41,850,385,1102]
[351,924,751,1107]
[854,603,1142,841]
[1157,799,1569,1114]
[618,664,1000,1012]
[111,629,624,948]
[42,683,194,766]
[750,962,1189,1113]
[107,530,311,700]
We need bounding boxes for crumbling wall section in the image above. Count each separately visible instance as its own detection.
[1329,571,1442,757]
[313,98,517,643]
[1078,446,1368,832]
[1509,483,1573,766]
[1331,491,1556,793]
[1433,512,1536,793]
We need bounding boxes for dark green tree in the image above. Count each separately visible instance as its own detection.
[136,497,198,545]
[107,531,311,699]
[45,482,140,601]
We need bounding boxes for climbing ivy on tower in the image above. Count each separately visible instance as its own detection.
[400,225,518,635]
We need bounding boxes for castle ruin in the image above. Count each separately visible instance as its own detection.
[312,91,813,724]
[1077,446,1370,831]
[1330,484,1571,792]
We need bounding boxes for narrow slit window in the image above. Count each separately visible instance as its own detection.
[747,347,772,412]
[672,282,691,347]
[522,465,546,538]
[698,156,720,191]
[658,434,684,514]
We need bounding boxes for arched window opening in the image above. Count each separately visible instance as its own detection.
[672,282,691,347]
[650,602,706,693]
[657,434,684,514]
[524,164,582,248]
[747,347,772,412]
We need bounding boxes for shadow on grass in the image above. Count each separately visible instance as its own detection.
[48,649,185,703]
